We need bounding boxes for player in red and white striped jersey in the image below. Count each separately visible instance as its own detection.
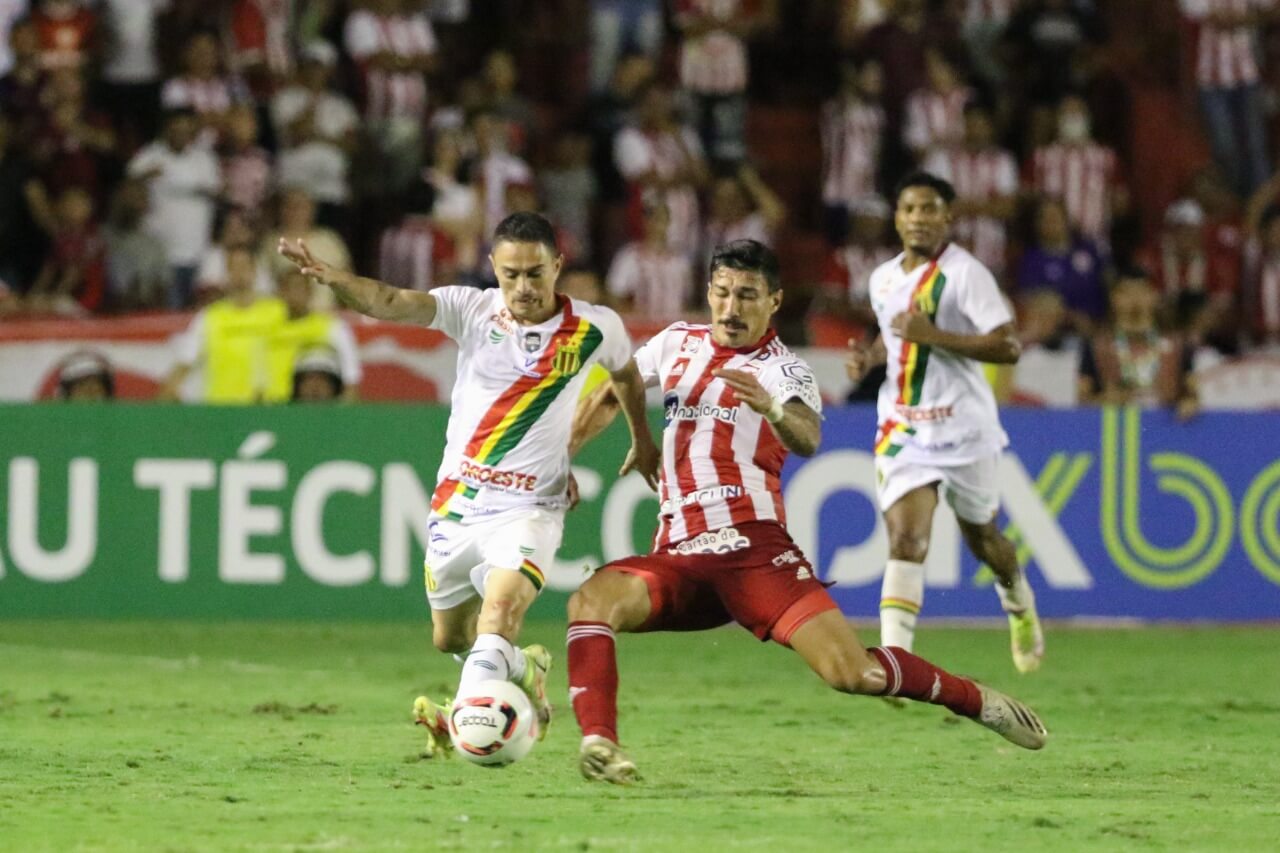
[923,101,1018,275]
[902,49,972,158]
[230,0,293,95]
[343,0,437,123]
[820,58,886,237]
[1027,96,1126,244]
[607,199,695,320]
[161,31,247,147]
[564,239,1048,784]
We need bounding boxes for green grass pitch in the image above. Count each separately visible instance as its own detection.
[1,620,1278,851]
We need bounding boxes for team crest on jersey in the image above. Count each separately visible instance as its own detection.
[552,340,581,375]
[522,331,542,353]
[680,335,702,355]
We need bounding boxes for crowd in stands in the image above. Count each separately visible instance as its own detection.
[2,0,1278,409]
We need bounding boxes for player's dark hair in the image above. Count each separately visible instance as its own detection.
[492,212,559,253]
[894,171,957,206]
[709,239,781,293]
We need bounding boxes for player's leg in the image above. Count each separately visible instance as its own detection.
[946,457,1045,673]
[787,609,1047,749]
[879,479,940,651]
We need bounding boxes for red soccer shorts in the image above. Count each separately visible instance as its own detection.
[601,521,838,646]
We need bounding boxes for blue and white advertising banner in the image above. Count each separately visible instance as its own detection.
[788,407,1280,621]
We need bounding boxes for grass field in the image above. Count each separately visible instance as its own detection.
[1,620,1278,852]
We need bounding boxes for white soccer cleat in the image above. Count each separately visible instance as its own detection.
[579,735,640,784]
[975,684,1048,750]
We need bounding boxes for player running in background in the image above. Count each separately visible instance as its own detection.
[845,172,1044,673]
[566,239,1047,784]
[279,213,660,756]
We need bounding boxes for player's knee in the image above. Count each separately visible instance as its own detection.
[567,583,613,625]
[887,529,930,563]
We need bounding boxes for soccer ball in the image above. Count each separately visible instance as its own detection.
[449,679,539,767]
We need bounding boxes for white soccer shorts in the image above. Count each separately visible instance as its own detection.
[423,507,564,610]
[875,452,1001,524]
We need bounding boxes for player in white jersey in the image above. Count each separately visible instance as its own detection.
[564,240,1047,784]
[845,172,1045,674]
[278,212,660,757]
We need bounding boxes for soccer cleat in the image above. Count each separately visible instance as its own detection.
[975,684,1048,750]
[1008,609,1045,674]
[580,735,640,784]
[518,644,552,741]
[413,695,454,758]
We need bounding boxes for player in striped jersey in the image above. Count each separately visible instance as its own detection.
[565,239,1047,784]
[278,212,661,757]
[845,171,1044,675]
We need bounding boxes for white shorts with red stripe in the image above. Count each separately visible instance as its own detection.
[875,452,1000,524]
[423,507,564,610]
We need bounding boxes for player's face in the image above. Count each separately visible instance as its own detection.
[895,186,951,256]
[707,267,781,348]
[491,240,563,324]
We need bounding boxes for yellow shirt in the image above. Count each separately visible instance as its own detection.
[269,311,337,399]
[202,298,290,403]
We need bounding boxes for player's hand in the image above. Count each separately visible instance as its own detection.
[844,337,871,382]
[891,311,937,345]
[278,238,338,286]
[712,367,772,415]
[566,470,581,510]
[620,439,661,491]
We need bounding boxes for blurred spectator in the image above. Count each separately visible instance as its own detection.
[423,127,481,271]
[220,104,272,217]
[101,177,170,310]
[674,0,775,166]
[229,0,294,98]
[127,107,220,308]
[378,181,456,292]
[481,49,535,154]
[98,0,166,145]
[1015,196,1107,328]
[260,187,352,293]
[1003,0,1106,144]
[811,193,895,330]
[1013,288,1084,407]
[30,67,116,199]
[292,344,346,402]
[837,0,887,48]
[558,261,607,304]
[820,57,886,245]
[196,206,273,301]
[613,83,709,259]
[272,40,357,221]
[542,132,598,262]
[55,350,114,400]
[858,0,949,128]
[160,30,245,147]
[160,245,288,403]
[585,51,654,206]
[960,0,1015,87]
[0,112,48,292]
[589,0,663,93]
[274,269,361,402]
[902,47,972,160]
[26,185,104,313]
[923,100,1017,276]
[1027,95,1127,245]
[1244,173,1280,347]
[1141,198,1240,355]
[1078,269,1197,416]
[31,0,97,72]
[471,107,533,242]
[1179,0,1272,197]
[702,164,786,271]
[606,198,695,319]
[344,0,437,196]
[0,0,28,78]
[1,19,46,133]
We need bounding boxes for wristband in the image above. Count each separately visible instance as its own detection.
[764,397,785,424]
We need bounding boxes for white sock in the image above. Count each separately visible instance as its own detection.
[880,559,925,651]
[996,573,1035,616]
[458,633,523,693]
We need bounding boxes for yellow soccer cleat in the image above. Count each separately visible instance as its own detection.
[413,695,454,758]
[517,644,552,741]
[1008,607,1045,674]
[580,735,640,784]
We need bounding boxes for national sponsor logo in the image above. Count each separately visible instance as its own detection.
[664,399,739,424]
[668,526,752,555]
[660,485,744,515]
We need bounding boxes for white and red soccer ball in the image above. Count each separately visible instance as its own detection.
[449,680,539,767]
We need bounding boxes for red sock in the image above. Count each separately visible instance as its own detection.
[870,646,983,718]
[566,621,619,742]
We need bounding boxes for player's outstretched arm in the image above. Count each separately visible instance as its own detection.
[608,360,661,490]
[713,368,822,457]
[278,238,438,325]
[890,314,1021,364]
